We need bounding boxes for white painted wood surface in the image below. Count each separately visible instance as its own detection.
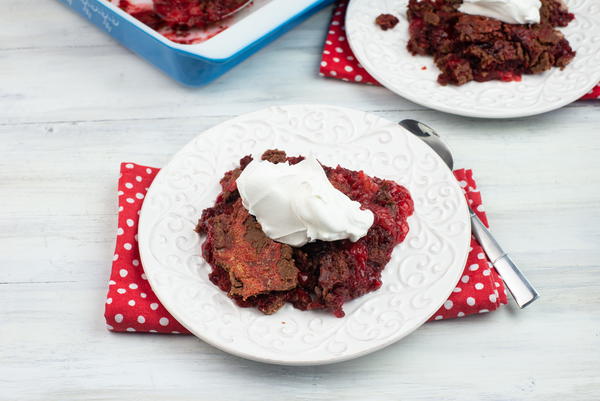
[1,1,599,400]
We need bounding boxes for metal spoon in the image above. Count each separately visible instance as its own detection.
[155,0,253,26]
[399,119,539,308]
[222,0,253,19]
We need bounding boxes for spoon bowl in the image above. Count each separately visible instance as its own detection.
[399,119,454,170]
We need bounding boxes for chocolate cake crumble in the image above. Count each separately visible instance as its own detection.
[404,0,576,85]
[376,13,400,30]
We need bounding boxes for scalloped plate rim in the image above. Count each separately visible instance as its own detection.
[346,0,600,119]
[138,104,471,365]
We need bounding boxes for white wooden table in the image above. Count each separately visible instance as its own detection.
[2,1,599,399]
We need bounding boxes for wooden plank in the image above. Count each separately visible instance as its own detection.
[1,281,598,400]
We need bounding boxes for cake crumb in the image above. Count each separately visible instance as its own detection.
[375,14,399,31]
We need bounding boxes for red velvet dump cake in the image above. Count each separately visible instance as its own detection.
[116,0,247,44]
[196,150,414,317]
[405,0,576,85]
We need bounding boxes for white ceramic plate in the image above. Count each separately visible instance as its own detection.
[346,0,600,118]
[138,105,470,365]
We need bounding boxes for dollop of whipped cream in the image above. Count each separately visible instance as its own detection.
[236,156,374,247]
[458,0,541,24]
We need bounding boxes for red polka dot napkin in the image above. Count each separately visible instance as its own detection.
[105,163,507,333]
[105,163,189,334]
[320,0,600,100]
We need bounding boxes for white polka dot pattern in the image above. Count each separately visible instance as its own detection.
[319,1,379,85]
[104,163,188,334]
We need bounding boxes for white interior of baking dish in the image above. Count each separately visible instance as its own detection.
[105,0,324,60]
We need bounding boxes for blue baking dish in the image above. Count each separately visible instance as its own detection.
[56,0,335,85]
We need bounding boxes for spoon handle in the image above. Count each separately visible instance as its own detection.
[469,208,540,308]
